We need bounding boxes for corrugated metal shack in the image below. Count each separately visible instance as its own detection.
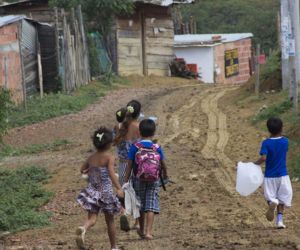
[114,0,193,77]
[0,15,57,103]
[0,1,59,94]
[0,1,90,94]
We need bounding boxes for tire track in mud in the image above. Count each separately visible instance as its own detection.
[201,89,274,227]
[3,83,300,250]
[200,88,300,250]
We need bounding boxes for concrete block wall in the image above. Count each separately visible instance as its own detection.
[214,38,252,84]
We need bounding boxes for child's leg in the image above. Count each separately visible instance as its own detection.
[137,212,145,238]
[104,212,117,249]
[84,212,98,230]
[276,204,286,228]
[145,212,155,240]
[133,218,140,229]
[76,212,97,248]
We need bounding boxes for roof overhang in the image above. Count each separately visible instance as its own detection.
[133,0,194,6]
[174,33,254,47]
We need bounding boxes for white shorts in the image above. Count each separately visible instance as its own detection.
[264,176,293,207]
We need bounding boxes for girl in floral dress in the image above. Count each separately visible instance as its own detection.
[114,100,141,231]
[76,127,123,250]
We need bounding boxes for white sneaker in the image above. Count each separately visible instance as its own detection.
[277,221,286,229]
[76,226,86,249]
[266,202,277,221]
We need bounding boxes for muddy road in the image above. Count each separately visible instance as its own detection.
[1,79,300,250]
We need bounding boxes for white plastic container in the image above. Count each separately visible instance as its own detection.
[148,116,158,123]
[236,162,264,197]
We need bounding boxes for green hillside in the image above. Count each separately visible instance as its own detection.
[180,0,280,52]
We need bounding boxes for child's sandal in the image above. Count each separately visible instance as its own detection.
[75,226,86,249]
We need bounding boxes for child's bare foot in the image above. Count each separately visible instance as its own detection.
[137,229,145,239]
[131,222,140,230]
[75,226,86,249]
[145,234,154,240]
[266,202,277,221]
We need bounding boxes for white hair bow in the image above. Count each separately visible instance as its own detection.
[96,133,104,141]
[127,105,134,113]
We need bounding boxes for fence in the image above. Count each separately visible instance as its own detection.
[55,5,91,93]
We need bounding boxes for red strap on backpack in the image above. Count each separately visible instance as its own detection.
[135,142,159,152]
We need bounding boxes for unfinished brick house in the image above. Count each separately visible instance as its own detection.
[174,33,253,84]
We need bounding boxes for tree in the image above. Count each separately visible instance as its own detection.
[50,0,134,36]
[180,0,280,52]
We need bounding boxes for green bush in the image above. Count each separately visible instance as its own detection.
[88,34,102,77]
[260,50,281,81]
[0,88,12,141]
[290,155,300,179]
[0,166,53,232]
[253,99,293,123]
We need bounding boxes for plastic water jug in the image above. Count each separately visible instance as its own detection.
[148,116,158,123]
[236,162,264,197]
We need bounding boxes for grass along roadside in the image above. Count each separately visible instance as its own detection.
[0,139,72,160]
[236,88,300,179]
[8,78,129,128]
[0,166,53,233]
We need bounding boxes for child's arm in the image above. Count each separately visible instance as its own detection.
[254,155,266,165]
[124,160,133,183]
[108,156,124,198]
[80,161,89,174]
[161,160,168,179]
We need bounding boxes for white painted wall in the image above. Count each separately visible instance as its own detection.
[174,47,214,83]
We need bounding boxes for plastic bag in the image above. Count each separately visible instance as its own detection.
[236,162,264,197]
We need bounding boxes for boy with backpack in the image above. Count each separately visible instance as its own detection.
[124,119,168,240]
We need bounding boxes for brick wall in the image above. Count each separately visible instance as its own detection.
[0,22,23,103]
[214,38,252,84]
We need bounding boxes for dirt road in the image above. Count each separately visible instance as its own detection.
[1,79,300,250]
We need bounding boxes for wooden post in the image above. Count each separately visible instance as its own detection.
[18,22,27,111]
[78,5,90,83]
[141,9,147,76]
[4,56,9,123]
[37,42,44,98]
[255,44,261,95]
[4,57,8,89]
[54,8,60,78]
[62,9,67,92]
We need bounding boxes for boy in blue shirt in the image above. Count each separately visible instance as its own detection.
[254,117,293,229]
[124,119,168,240]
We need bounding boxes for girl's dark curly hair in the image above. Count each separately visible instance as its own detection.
[115,108,127,123]
[93,127,113,150]
[114,100,141,146]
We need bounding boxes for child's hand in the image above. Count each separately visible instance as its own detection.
[116,189,124,198]
[81,168,89,174]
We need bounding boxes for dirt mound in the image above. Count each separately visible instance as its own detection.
[126,75,202,87]
[243,70,282,93]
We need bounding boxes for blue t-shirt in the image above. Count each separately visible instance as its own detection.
[260,137,288,177]
[128,140,165,161]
